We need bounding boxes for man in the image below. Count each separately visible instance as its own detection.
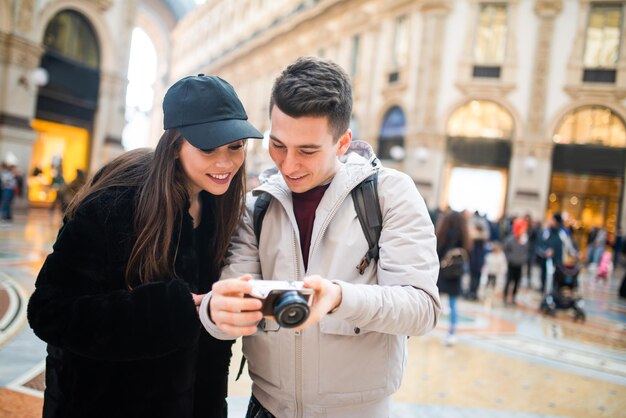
[199,57,440,418]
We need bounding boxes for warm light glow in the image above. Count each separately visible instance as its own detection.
[553,106,626,147]
[446,167,506,221]
[447,100,513,139]
[29,119,88,205]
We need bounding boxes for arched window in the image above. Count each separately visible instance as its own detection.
[447,100,513,139]
[123,28,157,150]
[43,10,99,69]
[553,106,626,147]
[378,106,405,160]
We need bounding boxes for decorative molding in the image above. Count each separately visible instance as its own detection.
[0,33,44,68]
[513,139,553,159]
[454,81,517,97]
[99,71,127,97]
[96,0,114,12]
[0,113,33,131]
[419,0,452,14]
[534,0,563,17]
[563,84,626,101]
[423,11,447,131]
[527,4,562,137]
[515,189,540,200]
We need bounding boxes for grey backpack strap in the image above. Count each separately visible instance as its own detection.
[352,172,382,274]
[253,192,272,243]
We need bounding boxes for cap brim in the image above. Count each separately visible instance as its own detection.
[178,119,263,150]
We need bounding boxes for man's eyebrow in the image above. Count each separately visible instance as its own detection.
[269,136,322,149]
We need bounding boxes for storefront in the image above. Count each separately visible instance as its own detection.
[29,9,99,207]
[441,100,513,221]
[28,119,88,206]
[547,106,626,251]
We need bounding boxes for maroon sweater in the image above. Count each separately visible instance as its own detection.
[292,184,329,270]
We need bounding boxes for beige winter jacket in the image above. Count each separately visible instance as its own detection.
[201,142,440,418]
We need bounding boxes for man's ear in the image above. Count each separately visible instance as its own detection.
[336,129,352,156]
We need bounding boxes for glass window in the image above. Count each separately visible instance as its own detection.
[43,10,99,69]
[584,4,622,68]
[553,106,626,147]
[447,100,513,139]
[473,3,507,65]
[123,28,157,150]
[378,106,406,160]
[391,15,408,68]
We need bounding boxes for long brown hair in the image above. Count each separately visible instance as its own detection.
[66,129,247,287]
[435,210,472,253]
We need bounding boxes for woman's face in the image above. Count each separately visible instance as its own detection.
[178,138,245,196]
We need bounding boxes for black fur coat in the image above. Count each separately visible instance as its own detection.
[28,187,233,418]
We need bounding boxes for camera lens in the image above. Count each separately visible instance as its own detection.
[273,290,309,328]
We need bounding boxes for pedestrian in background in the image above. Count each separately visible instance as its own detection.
[483,241,507,292]
[436,210,472,345]
[0,157,18,222]
[503,218,530,305]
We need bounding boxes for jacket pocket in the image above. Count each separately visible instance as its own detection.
[317,317,388,394]
[243,330,282,389]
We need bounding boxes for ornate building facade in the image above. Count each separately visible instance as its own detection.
[0,0,198,209]
[171,0,626,246]
[0,0,137,206]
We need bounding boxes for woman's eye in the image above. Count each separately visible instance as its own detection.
[229,143,244,150]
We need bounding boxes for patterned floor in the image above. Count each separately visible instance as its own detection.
[1,209,625,417]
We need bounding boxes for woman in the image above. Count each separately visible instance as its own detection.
[28,75,263,418]
[435,210,472,346]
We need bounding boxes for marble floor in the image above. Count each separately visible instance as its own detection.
[1,209,625,417]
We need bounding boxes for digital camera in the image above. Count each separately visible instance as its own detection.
[247,280,314,328]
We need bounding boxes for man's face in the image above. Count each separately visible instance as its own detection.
[268,105,351,193]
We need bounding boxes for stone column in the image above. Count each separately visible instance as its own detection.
[507,0,563,220]
[90,0,136,169]
[0,33,44,208]
[91,70,127,170]
[410,1,450,208]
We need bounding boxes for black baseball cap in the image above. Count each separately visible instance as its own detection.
[163,74,263,150]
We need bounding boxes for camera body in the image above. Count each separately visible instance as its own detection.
[247,280,314,328]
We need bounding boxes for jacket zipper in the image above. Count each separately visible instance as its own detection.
[295,329,303,418]
[292,229,304,418]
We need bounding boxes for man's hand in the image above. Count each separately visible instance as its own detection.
[294,275,342,330]
[209,275,263,336]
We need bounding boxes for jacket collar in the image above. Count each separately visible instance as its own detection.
[254,140,380,205]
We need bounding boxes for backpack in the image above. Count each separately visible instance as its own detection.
[253,171,382,275]
[439,247,468,280]
[234,172,382,381]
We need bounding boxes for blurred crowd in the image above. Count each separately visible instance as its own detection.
[430,207,626,306]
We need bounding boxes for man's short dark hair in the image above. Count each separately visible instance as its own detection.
[270,56,352,141]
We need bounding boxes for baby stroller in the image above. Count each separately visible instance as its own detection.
[539,257,586,321]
